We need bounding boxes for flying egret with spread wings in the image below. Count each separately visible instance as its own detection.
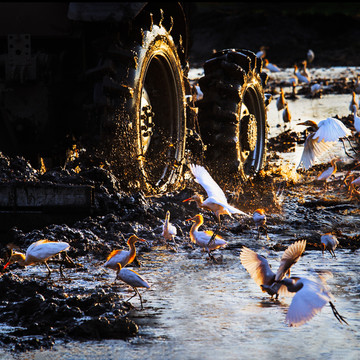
[297,118,352,170]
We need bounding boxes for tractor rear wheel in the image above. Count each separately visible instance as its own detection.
[197,49,269,185]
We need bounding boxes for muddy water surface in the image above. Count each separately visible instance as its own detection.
[6,245,359,360]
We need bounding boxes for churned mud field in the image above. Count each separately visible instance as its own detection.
[0,4,360,360]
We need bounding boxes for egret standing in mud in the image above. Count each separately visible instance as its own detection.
[104,235,146,281]
[294,64,310,84]
[161,210,178,251]
[186,214,227,262]
[3,239,72,278]
[317,158,338,192]
[297,118,352,170]
[116,263,150,310]
[349,91,358,112]
[276,87,287,111]
[264,58,281,73]
[321,233,339,258]
[253,209,269,240]
[183,164,248,246]
[263,272,349,327]
[300,60,311,81]
[282,104,291,130]
[240,240,307,299]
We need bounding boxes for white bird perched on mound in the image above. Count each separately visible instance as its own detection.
[297,118,352,170]
[320,233,339,258]
[240,240,307,299]
[253,209,269,240]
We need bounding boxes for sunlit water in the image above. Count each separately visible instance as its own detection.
[5,244,359,360]
[1,67,360,360]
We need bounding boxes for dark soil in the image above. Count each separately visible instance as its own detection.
[188,3,360,68]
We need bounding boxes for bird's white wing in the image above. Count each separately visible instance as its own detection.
[299,133,335,170]
[190,164,227,202]
[27,240,69,260]
[203,197,248,216]
[317,166,334,181]
[275,240,306,281]
[240,247,275,287]
[352,176,360,185]
[168,223,177,236]
[315,117,351,142]
[286,278,330,327]
[118,268,150,288]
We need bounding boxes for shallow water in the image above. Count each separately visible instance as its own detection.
[6,243,359,360]
[1,68,360,359]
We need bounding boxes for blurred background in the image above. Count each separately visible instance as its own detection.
[187,2,360,67]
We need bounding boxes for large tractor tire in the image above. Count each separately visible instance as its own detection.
[87,11,189,194]
[197,49,269,185]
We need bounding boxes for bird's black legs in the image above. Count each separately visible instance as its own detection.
[340,138,356,159]
[329,301,349,325]
[125,287,144,310]
[207,215,221,248]
[44,262,52,278]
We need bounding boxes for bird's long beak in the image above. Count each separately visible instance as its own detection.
[3,260,11,270]
[185,217,195,222]
[182,198,191,203]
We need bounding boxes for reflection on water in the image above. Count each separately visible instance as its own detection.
[1,68,360,360]
[7,245,359,360]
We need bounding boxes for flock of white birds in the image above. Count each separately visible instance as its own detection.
[2,47,358,327]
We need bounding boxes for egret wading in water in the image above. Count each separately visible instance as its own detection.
[253,209,269,240]
[186,214,227,262]
[3,239,72,278]
[262,271,349,327]
[183,164,248,247]
[297,118,352,170]
[240,240,307,299]
[161,210,178,251]
[320,233,339,258]
[116,263,150,310]
[104,235,146,282]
